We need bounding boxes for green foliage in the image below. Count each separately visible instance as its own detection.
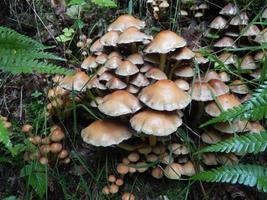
[56,28,75,43]
[201,81,267,127]
[0,26,72,75]
[0,120,12,151]
[200,132,267,154]
[20,162,47,198]
[91,0,117,8]
[192,164,267,192]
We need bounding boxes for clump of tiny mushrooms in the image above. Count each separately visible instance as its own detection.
[0,115,12,129]
[23,124,70,165]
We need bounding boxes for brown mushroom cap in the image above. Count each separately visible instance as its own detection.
[98,90,142,116]
[203,71,221,82]
[145,67,167,80]
[151,167,164,179]
[81,120,132,146]
[108,51,123,59]
[189,82,215,101]
[218,52,237,65]
[138,80,191,111]
[171,47,195,60]
[144,30,187,54]
[202,153,218,165]
[230,80,249,94]
[168,143,189,155]
[126,84,140,94]
[219,3,238,16]
[174,79,190,91]
[240,55,257,70]
[214,121,250,134]
[208,79,229,96]
[108,14,146,32]
[126,53,144,65]
[217,153,239,165]
[117,163,129,174]
[201,130,224,144]
[130,73,150,87]
[214,37,236,48]
[60,71,90,91]
[104,56,122,69]
[22,124,33,133]
[115,60,139,76]
[121,192,135,200]
[98,72,114,82]
[230,12,249,26]
[164,163,183,180]
[106,77,127,90]
[130,109,182,136]
[254,28,267,44]
[96,53,108,64]
[128,152,140,162]
[205,94,241,117]
[241,25,261,37]
[100,31,120,46]
[194,52,209,64]
[175,66,194,78]
[90,39,103,53]
[118,27,152,44]
[249,122,265,133]
[219,72,231,82]
[181,161,196,176]
[81,55,98,70]
[209,16,227,30]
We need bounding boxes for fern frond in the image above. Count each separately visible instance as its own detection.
[200,132,267,154]
[192,164,267,192]
[0,56,72,75]
[0,26,47,50]
[0,49,65,61]
[201,82,267,127]
[0,26,72,75]
[0,119,12,150]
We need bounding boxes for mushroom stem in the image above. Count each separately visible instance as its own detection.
[159,53,167,72]
[168,61,180,79]
[148,136,157,146]
[131,43,137,53]
[117,143,137,151]
[192,101,204,128]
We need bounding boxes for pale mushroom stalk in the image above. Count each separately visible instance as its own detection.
[159,53,167,71]
[168,61,180,79]
[149,136,157,146]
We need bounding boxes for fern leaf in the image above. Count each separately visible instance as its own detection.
[200,132,267,154]
[91,0,117,8]
[192,164,267,192]
[201,82,267,127]
[0,56,72,75]
[0,26,47,50]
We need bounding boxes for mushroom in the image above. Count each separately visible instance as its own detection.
[204,94,241,117]
[219,3,238,16]
[81,55,98,70]
[144,30,187,71]
[209,16,227,30]
[117,163,129,175]
[121,192,135,200]
[164,163,183,180]
[174,79,190,91]
[240,55,257,70]
[81,120,132,147]
[145,67,167,80]
[151,167,164,179]
[229,80,249,94]
[90,39,103,54]
[59,71,90,92]
[98,90,142,117]
[138,80,191,111]
[214,37,236,48]
[108,14,146,32]
[130,109,182,136]
[201,130,224,144]
[181,161,196,176]
[128,152,140,162]
[100,31,120,47]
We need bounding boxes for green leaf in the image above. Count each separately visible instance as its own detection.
[0,119,12,150]
[91,0,117,8]
[20,163,47,198]
[68,0,86,6]
[199,132,267,154]
[192,164,267,192]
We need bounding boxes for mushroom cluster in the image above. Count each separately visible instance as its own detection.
[146,0,169,20]
[102,174,124,196]
[115,142,196,180]
[0,115,12,129]
[23,124,70,165]
[189,3,267,165]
